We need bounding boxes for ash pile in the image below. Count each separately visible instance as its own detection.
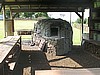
[33,19,73,56]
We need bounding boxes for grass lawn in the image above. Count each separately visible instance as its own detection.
[14,20,37,40]
[72,27,81,45]
[0,20,81,45]
[0,21,4,39]
[0,20,37,40]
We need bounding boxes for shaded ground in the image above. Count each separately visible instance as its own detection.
[13,41,100,75]
[13,43,51,75]
[46,46,100,70]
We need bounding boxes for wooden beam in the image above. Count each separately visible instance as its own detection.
[75,12,82,19]
[82,11,84,34]
[3,2,90,7]
[81,11,84,46]
[10,6,84,12]
[11,8,82,12]
[2,5,6,38]
[9,7,13,19]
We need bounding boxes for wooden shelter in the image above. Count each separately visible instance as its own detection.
[0,0,92,12]
[0,0,100,57]
[0,0,100,75]
[0,0,99,56]
[0,0,93,37]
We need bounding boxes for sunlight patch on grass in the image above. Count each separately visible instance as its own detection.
[0,21,4,40]
[72,27,82,45]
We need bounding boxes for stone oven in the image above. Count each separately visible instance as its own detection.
[33,19,73,55]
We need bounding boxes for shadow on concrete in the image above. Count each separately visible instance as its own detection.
[13,50,51,75]
[69,45,100,68]
[48,45,100,69]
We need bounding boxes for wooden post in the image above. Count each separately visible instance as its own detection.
[10,9,14,36]
[81,11,84,46]
[6,19,14,36]
[82,11,84,40]
[6,8,14,36]
[82,11,84,36]
[10,11,12,19]
[70,12,71,25]
[2,5,6,38]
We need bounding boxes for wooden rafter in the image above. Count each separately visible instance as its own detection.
[3,1,90,7]
[11,8,83,12]
[75,12,82,19]
[0,0,93,13]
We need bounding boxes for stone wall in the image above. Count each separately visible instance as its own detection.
[34,19,73,55]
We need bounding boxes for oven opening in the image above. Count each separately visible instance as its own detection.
[50,28,58,36]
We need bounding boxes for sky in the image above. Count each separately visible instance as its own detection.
[48,9,89,22]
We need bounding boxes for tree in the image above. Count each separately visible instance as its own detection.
[5,11,49,19]
[24,12,35,18]
[34,12,49,18]
[6,10,10,19]
[84,18,88,24]
[75,18,82,23]
[14,12,49,19]
[75,18,88,24]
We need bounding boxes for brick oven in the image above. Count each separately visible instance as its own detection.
[33,19,73,55]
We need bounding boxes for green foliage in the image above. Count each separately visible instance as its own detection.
[6,10,10,19]
[24,12,35,18]
[75,18,88,24]
[14,13,20,18]
[34,12,49,18]
[75,18,82,24]
[6,12,49,19]
[84,18,88,24]
[94,1,100,8]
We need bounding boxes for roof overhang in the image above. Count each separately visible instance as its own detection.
[1,0,93,12]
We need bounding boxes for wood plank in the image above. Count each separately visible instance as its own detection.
[35,68,100,75]
[0,36,21,63]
